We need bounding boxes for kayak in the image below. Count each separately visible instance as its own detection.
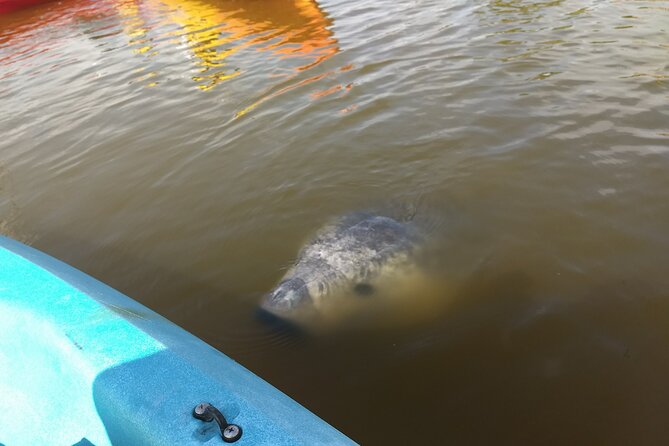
[0,0,53,14]
[0,236,357,446]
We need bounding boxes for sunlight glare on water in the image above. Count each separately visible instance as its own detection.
[1,0,669,444]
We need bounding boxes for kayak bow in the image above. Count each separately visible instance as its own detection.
[0,236,356,446]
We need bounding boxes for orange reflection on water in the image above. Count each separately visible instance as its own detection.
[255,0,338,69]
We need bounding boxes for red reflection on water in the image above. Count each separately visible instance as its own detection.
[0,0,53,15]
[0,0,116,64]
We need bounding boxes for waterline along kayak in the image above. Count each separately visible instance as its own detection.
[0,236,357,446]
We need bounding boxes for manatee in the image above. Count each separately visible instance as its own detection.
[260,212,424,327]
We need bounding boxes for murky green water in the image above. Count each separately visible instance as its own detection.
[2,0,669,443]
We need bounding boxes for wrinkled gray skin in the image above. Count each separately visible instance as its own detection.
[261,213,422,322]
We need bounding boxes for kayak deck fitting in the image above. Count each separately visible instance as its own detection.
[0,236,356,445]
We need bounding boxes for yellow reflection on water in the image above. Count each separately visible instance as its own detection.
[234,70,329,118]
[116,0,154,56]
[145,0,337,91]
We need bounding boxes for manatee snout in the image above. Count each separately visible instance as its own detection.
[261,277,313,314]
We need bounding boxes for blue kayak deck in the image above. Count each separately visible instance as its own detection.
[0,236,356,446]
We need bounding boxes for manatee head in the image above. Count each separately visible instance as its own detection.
[259,212,430,329]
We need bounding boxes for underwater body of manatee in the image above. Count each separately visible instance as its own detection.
[260,212,429,329]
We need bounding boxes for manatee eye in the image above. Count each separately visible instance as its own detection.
[354,283,374,297]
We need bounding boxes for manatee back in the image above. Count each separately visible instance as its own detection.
[292,213,421,293]
[328,213,418,255]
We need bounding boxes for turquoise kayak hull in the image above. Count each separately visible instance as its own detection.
[0,236,356,446]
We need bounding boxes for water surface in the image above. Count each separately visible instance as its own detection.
[2,0,669,444]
